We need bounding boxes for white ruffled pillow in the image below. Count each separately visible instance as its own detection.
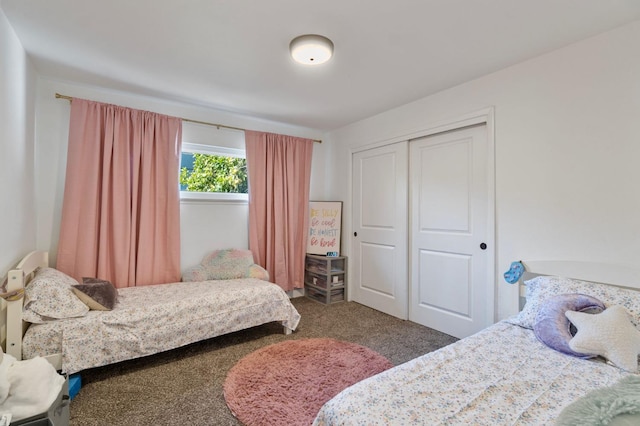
[506,275,640,330]
[23,267,89,323]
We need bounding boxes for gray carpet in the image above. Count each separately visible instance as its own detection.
[69,297,458,425]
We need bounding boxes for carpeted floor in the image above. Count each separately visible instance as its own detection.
[69,297,458,426]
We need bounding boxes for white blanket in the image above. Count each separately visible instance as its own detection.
[0,349,65,421]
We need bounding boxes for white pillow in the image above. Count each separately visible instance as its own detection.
[507,275,640,330]
[566,305,640,373]
[23,267,89,323]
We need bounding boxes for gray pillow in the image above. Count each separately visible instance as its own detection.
[533,293,604,358]
[71,278,118,311]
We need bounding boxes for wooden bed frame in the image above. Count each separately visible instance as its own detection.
[518,260,640,308]
[3,251,62,368]
[2,250,293,371]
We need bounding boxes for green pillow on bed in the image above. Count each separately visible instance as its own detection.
[71,278,118,311]
[556,376,640,426]
[182,249,269,282]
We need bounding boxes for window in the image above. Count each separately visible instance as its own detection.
[179,143,248,202]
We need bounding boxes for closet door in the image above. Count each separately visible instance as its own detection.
[351,142,408,319]
[409,124,493,338]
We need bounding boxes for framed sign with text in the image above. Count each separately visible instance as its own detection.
[306,201,342,255]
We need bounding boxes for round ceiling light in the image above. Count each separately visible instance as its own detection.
[289,34,334,65]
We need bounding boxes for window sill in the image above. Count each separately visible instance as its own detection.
[179,191,248,204]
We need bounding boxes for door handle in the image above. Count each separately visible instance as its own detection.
[353,232,357,237]
[480,243,487,250]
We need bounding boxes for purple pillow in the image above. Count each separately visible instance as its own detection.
[533,293,605,358]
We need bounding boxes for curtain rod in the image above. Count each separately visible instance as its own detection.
[55,93,321,143]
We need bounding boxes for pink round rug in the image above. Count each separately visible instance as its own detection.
[223,338,393,426]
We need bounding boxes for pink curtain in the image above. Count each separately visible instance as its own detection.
[56,98,182,288]
[245,131,314,291]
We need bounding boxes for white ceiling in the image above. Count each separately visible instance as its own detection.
[3,0,640,132]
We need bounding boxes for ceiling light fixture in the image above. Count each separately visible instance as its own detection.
[289,34,334,65]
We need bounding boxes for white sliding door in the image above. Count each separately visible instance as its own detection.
[409,124,494,338]
[351,142,408,319]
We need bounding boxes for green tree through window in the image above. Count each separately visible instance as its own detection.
[180,152,248,193]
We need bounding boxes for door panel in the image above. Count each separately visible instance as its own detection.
[417,250,471,317]
[360,242,396,296]
[410,125,493,338]
[418,141,470,232]
[352,142,408,319]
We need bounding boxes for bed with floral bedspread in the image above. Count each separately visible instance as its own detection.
[22,277,300,374]
[314,274,640,425]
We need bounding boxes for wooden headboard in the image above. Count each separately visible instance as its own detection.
[2,251,49,360]
[518,260,640,309]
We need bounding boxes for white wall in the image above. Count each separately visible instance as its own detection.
[325,20,640,321]
[0,8,37,345]
[35,78,327,272]
[0,9,37,276]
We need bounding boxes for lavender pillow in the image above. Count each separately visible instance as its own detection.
[508,275,640,330]
[533,293,605,358]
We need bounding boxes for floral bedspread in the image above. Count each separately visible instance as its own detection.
[313,321,629,426]
[22,278,300,374]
